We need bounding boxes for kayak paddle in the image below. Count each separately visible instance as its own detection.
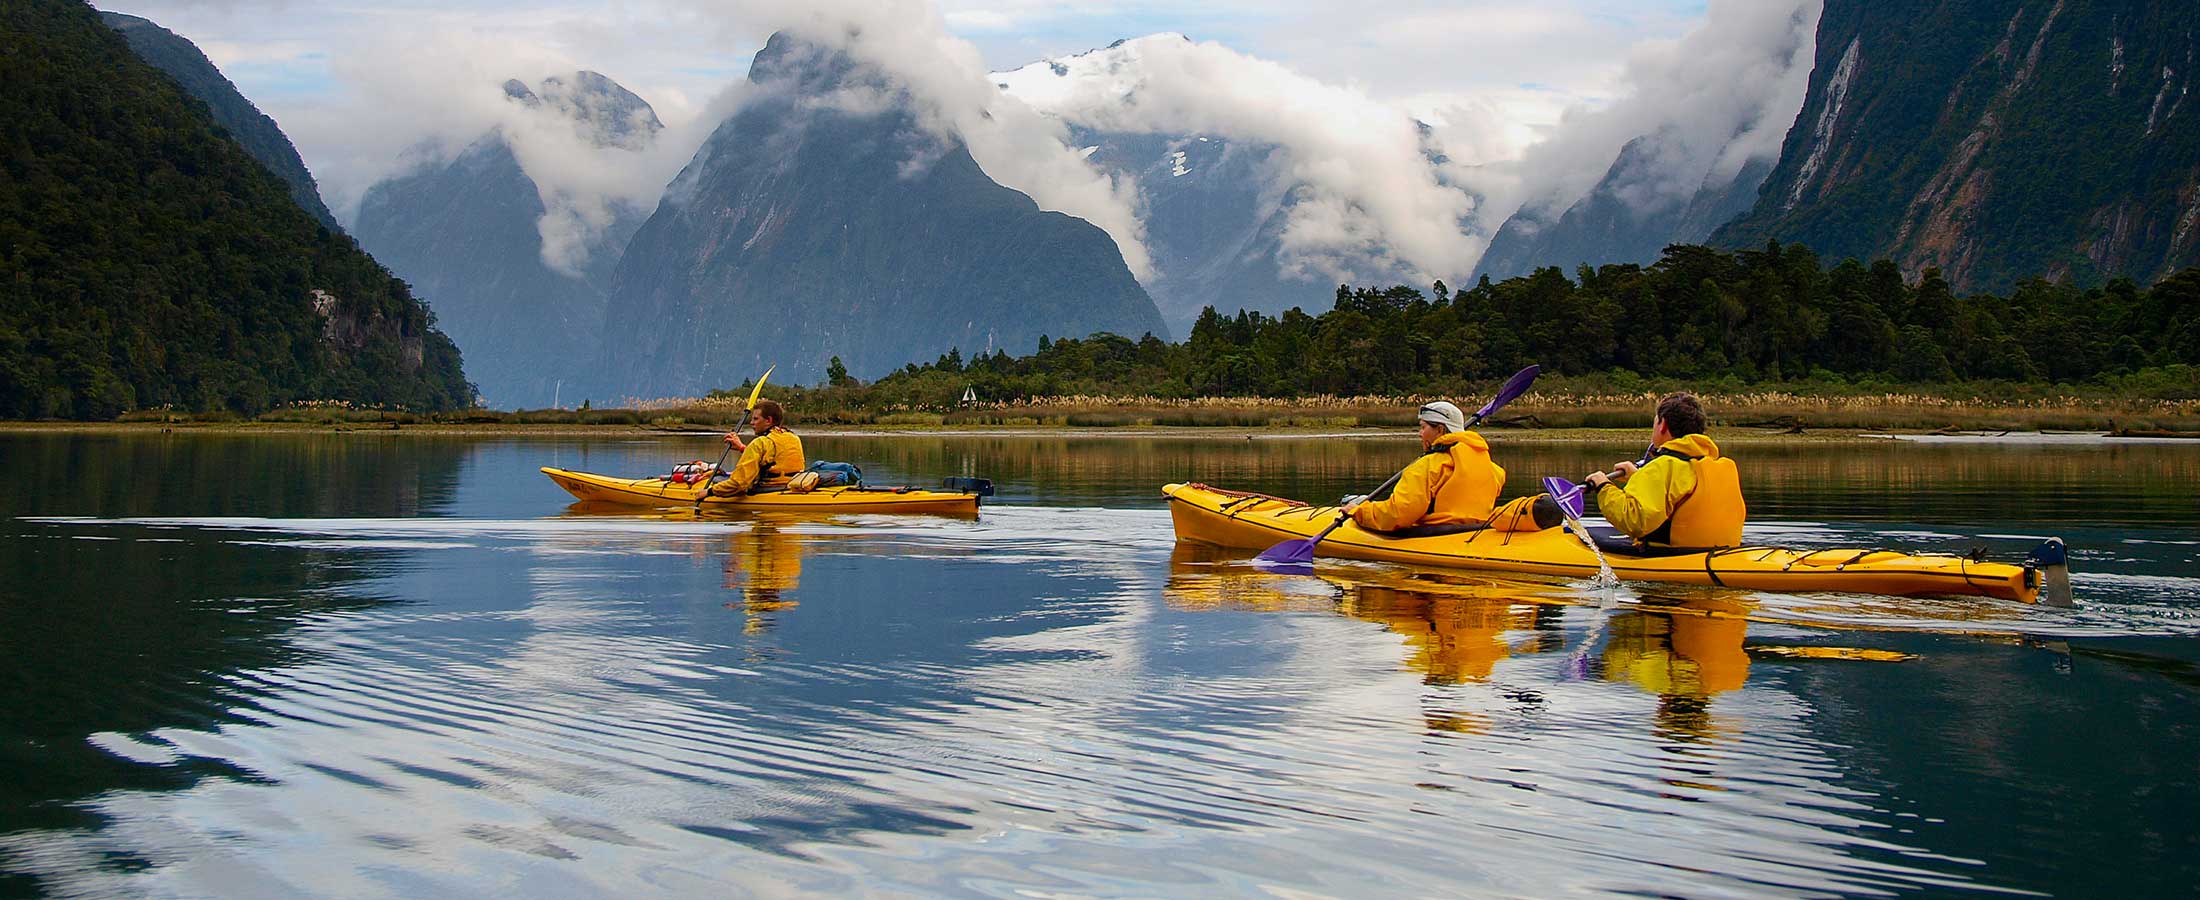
[1254,364,1542,566]
[695,365,775,510]
[1540,445,1655,522]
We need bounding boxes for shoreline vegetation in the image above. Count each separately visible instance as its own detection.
[11,243,2199,430]
[7,384,2195,437]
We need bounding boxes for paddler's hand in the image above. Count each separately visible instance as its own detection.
[1609,460,1640,482]
[724,432,747,452]
[1342,497,1365,514]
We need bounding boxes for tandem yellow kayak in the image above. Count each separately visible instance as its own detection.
[1163,482,2068,604]
[543,466,985,515]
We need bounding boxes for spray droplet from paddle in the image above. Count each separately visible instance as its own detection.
[1542,476,1618,598]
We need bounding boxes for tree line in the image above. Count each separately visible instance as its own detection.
[812,242,2200,409]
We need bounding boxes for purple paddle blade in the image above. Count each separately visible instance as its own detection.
[1542,475,1587,520]
[1471,365,1541,423]
[1255,538,1318,565]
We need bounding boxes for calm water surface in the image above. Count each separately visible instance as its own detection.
[1,431,2196,897]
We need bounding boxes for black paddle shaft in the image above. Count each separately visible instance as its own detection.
[694,408,756,509]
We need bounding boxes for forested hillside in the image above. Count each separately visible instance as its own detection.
[1716,0,2200,292]
[0,0,471,419]
[99,11,341,231]
[847,244,2200,404]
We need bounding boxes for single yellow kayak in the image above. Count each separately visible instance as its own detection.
[543,466,983,515]
[1164,482,2059,603]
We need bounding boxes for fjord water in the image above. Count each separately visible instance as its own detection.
[2,432,2195,897]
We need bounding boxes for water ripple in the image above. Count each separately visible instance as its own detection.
[4,501,2193,897]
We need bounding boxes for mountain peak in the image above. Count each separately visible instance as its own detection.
[501,71,661,149]
[750,31,854,85]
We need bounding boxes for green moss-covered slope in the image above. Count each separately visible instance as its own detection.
[0,0,471,418]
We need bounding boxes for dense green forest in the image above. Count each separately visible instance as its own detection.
[0,0,470,420]
[806,242,2200,409]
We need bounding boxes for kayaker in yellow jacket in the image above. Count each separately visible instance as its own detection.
[712,398,807,495]
[1344,400,1505,533]
[1586,392,1747,547]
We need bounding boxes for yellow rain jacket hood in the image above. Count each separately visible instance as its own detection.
[1350,431,1506,533]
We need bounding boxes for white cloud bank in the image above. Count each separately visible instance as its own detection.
[1462,0,1822,237]
[996,34,1483,285]
[108,0,1817,285]
[281,30,752,276]
[707,0,1155,280]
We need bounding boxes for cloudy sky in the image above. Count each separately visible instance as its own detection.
[102,2,1701,177]
[95,0,1810,284]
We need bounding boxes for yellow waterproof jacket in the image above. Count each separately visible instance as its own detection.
[715,428,806,495]
[1350,431,1506,533]
[1592,433,1745,546]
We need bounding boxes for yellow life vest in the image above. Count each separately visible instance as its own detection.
[1661,449,1746,548]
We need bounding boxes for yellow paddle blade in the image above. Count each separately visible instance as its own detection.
[745,365,775,410]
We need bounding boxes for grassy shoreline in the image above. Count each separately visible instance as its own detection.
[23,389,2198,437]
[2,420,2193,447]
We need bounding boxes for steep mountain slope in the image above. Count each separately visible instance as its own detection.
[1476,135,1775,281]
[99,11,340,231]
[598,33,1166,393]
[354,73,659,409]
[0,0,469,419]
[1716,0,2200,290]
[1070,129,1349,333]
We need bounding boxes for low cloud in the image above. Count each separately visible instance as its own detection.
[1458,0,1821,235]
[996,34,1483,285]
[120,0,1813,286]
[726,0,1155,280]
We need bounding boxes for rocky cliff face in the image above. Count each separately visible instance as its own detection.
[1716,0,2200,290]
[353,72,659,408]
[99,11,340,230]
[596,33,1167,393]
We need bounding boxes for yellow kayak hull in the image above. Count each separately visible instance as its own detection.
[542,467,982,515]
[1163,482,2040,603]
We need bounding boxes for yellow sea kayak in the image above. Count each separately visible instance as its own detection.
[543,466,984,515]
[1163,482,2061,603]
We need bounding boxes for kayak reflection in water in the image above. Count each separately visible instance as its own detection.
[1598,595,1753,743]
[1340,584,1561,685]
[1164,545,1572,675]
[725,522,803,634]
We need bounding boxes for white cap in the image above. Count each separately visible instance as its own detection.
[1418,400,1466,431]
